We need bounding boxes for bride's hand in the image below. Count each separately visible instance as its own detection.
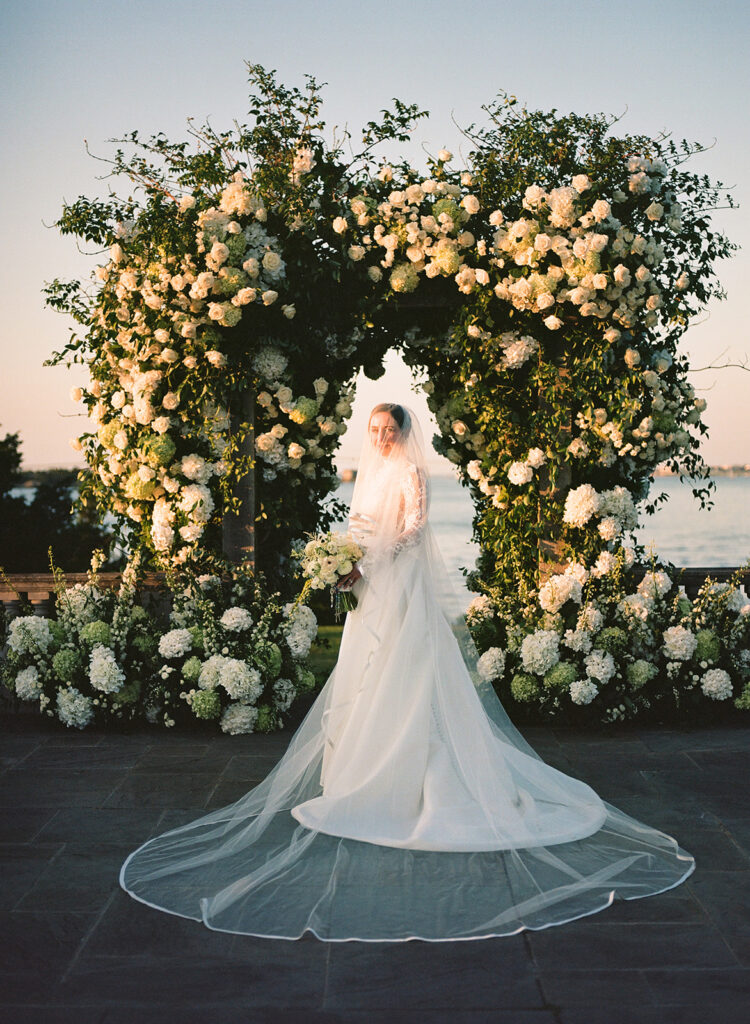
[336,566,362,591]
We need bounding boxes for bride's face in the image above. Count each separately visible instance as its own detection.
[369,411,400,457]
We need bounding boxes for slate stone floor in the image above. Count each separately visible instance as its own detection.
[1,712,749,1024]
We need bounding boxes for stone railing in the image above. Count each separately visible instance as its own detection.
[1,567,748,618]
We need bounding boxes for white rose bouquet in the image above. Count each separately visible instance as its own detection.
[296,530,364,618]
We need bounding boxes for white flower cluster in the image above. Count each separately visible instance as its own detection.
[477,647,506,682]
[570,679,599,705]
[272,677,296,712]
[15,665,43,701]
[56,687,94,729]
[283,602,319,660]
[89,645,126,693]
[220,607,253,632]
[700,668,732,701]
[662,625,697,662]
[466,594,495,624]
[158,628,194,659]
[198,654,263,703]
[299,530,363,590]
[8,616,53,656]
[563,484,637,537]
[343,173,484,296]
[490,160,675,335]
[220,702,259,735]
[538,573,583,614]
[584,649,616,684]
[521,629,560,675]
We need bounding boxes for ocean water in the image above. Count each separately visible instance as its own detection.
[334,473,750,603]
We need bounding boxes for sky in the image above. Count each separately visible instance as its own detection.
[1,0,748,471]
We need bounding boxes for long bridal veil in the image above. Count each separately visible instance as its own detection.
[120,404,693,941]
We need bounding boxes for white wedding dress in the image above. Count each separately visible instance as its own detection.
[120,407,694,941]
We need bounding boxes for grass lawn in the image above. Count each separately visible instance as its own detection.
[307,624,343,683]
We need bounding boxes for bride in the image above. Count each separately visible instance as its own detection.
[120,402,694,941]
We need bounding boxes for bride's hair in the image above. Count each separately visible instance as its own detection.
[369,402,411,436]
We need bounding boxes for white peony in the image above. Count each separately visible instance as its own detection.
[508,461,533,486]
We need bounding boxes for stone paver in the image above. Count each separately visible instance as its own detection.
[1,713,749,1022]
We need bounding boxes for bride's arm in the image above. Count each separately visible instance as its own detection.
[392,465,428,557]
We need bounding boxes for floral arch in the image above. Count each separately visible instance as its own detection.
[43,65,750,723]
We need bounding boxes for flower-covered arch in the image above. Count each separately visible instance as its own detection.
[48,64,735,603]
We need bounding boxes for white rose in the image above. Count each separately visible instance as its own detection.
[332,217,348,234]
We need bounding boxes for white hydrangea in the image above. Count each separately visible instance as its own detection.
[220,702,259,735]
[180,454,212,484]
[158,628,193,659]
[8,616,53,655]
[539,574,583,614]
[466,594,495,623]
[89,645,126,693]
[272,677,296,712]
[521,629,560,675]
[15,665,43,701]
[57,687,94,729]
[283,603,318,659]
[59,584,102,625]
[663,625,697,662]
[253,346,288,382]
[578,606,603,633]
[219,659,263,703]
[563,628,593,654]
[563,484,600,527]
[638,570,672,600]
[220,607,254,632]
[570,679,599,705]
[700,668,733,701]
[584,650,616,684]
[198,654,226,690]
[592,551,618,577]
[477,647,506,682]
[618,592,652,622]
[178,484,214,523]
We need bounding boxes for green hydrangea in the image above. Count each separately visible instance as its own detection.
[49,621,67,649]
[124,473,156,501]
[735,683,750,711]
[543,661,578,694]
[595,627,628,656]
[295,666,316,692]
[226,234,248,263]
[188,626,204,651]
[215,265,250,296]
[130,606,149,625]
[188,688,222,720]
[97,421,120,450]
[626,659,658,690]
[80,620,111,647]
[432,198,462,225]
[111,680,141,706]
[695,629,721,664]
[182,656,203,684]
[677,597,692,617]
[255,704,278,733]
[52,648,81,684]
[289,397,318,424]
[142,434,176,467]
[510,673,541,703]
[132,633,157,656]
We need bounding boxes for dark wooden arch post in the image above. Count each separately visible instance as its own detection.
[222,389,256,569]
[537,358,571,584]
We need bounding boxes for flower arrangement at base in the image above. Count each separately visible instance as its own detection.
[467,556,750,724]
[148,560,318,733]
[295,530,364,619]
[3,552,158,728]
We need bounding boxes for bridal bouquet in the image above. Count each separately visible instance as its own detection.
[296,531,364,617]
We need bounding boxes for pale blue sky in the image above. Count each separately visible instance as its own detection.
[1,0,748,468]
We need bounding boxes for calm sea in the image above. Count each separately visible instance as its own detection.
[335,474,750,606]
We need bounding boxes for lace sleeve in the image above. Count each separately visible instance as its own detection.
[393,465,428,557]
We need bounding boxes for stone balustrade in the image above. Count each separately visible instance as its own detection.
[1,567,748,619]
